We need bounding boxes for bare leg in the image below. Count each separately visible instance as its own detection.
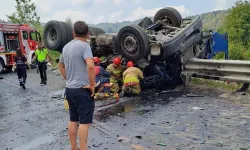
[78,124,90,150]
[68,121,79,150]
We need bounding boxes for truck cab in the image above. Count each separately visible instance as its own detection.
[0,23,41,73]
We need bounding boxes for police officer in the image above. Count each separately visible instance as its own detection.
[106,57,124,93]
[32,43,52,85]
[94,57,111,93]
[120,61,144,97]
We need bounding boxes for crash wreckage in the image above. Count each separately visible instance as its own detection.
[43,7,250,90]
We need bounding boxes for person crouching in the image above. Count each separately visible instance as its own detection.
[94,57,111,94]
[119,61,144,97]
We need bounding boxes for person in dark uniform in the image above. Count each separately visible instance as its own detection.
[12,48,30,90]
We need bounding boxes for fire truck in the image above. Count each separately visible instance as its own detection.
[0,23,41,73]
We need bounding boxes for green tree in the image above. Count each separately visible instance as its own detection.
[218,0,250,60]
[6,0,40,26]
[221,0,250,46]
[65,17,73,26]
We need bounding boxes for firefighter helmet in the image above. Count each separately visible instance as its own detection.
[126,61,134,68]
[113,57,121,65]
[93,57,101,63]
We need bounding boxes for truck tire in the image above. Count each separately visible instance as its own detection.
[0,59,4,73]
[89,27,105,36]
[153,7,182,27]
[43,21,73,52]
[116,25,149,61]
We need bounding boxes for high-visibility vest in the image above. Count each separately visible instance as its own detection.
[35,48,48,62]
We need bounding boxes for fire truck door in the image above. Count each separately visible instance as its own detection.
[0,31,4,52]
[21,30,30,56]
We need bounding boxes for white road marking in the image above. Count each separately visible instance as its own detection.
[3,79,30,89]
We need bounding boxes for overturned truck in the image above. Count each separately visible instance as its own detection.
[43,7,227,90]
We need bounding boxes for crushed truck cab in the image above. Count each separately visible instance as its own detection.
[43,7,228,90]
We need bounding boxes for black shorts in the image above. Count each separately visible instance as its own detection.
[65,88,95,124]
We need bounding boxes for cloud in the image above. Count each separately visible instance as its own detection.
[213,0,234,11]
[72,0,90,5]
[41,10,105,24]
[123,5,191,22]
[110,11,124,22]
[0,1,15,21]
[32,0,55,13]
[93,0,107,4]
[132,0,142,5]
[97,16,105,23]
[113,0,122,5]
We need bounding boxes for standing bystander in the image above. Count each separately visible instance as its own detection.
[58,21,96,150]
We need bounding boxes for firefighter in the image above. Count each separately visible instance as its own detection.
[106,57,124,93]
[94,57,111,93]
[119,61,144,97]
[32,43,52,85]
[12,48,30,90]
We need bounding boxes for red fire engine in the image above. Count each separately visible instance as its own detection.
[0,23,41,72]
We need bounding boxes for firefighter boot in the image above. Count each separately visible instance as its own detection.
[236,83,249,92]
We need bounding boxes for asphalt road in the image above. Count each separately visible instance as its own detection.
[0,69,250,150]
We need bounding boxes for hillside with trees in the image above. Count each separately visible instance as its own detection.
[90,10,228,33]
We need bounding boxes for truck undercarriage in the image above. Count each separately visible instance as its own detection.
[43,7,228,90]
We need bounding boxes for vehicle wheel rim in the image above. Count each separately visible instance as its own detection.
[123,35,138,54]
[47,28,57,44]
[161,17,173,26]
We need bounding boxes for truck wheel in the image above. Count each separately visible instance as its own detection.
[89,27,105,36]
[116,25,149,61]
[43,21,73,52]
[0,59,4,73]
[153,7,182,27]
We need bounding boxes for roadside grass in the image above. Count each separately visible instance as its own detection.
[191,78,243,92]
[48,50,61,67]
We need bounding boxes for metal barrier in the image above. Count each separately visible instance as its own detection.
[181,58,250,84]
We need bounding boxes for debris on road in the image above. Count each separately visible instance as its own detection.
[192,107,205,110]
[157,143,167,146]
[135,136,142,139]
[186,94,204,97]
[92,143,103,147]
[39,115,45,119]
[131,144,150,150]
[118,136,132,144]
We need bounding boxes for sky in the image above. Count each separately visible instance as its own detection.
[0,0,238,24]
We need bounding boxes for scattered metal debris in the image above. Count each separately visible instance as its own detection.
[186,94,204,97]
[157,143,167,146]
[93,143,103,147]
[192,107,205,110]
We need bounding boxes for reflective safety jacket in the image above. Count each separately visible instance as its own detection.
[35,48,48,62]
[123,67,144,84]
[106,64,124,83]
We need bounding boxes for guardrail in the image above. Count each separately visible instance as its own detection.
[181,58,250,84]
